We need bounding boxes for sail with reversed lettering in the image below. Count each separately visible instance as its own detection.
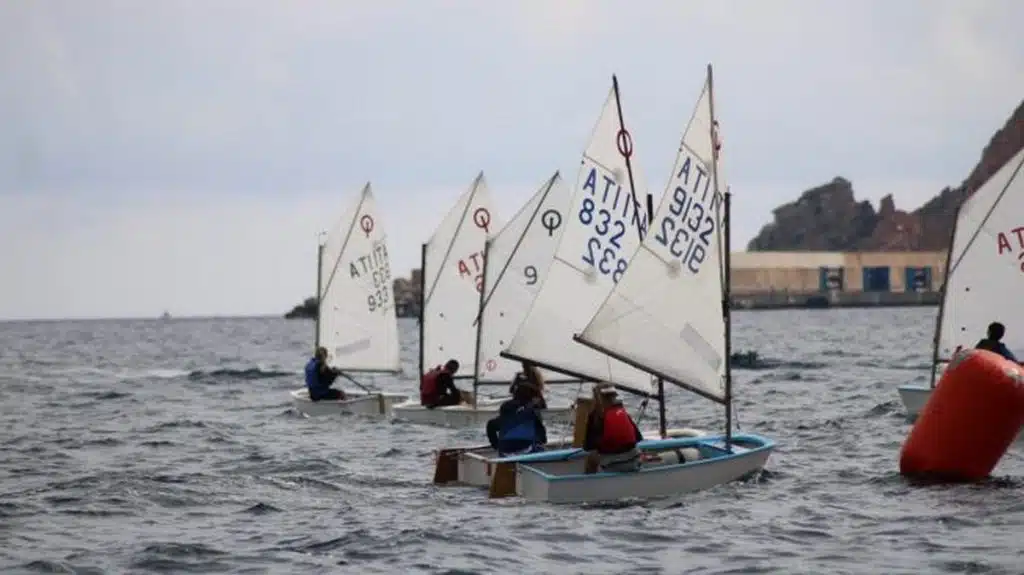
[576,69,729,403]
[502,84,658,397]
[318,183,401,373]
[421,172,502,377]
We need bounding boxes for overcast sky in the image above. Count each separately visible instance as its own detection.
[1,0,1022,320]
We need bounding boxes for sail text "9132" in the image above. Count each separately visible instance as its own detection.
[652,154,721,276]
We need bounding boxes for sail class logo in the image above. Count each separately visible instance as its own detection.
[995,226,1024,272]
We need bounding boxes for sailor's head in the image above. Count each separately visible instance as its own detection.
[314,346,328,361]
[988,322,1006,341]
[592,383,620,407]
[513,374,539,401]
[444,359,460,374]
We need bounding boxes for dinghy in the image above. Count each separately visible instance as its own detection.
[291,183,407,417]
[497,66,773,504]
[898,148,1024,430]
[436,168,701,486]
[435,75,712,492]
[392,173,575,427]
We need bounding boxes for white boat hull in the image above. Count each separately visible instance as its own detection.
[453,427,708,488]
[897,384,932,420]
[392,397,576,428]
[290,388,409,417]
[509,433,774,504]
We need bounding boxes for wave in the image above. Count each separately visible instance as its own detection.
[186,367,296,383]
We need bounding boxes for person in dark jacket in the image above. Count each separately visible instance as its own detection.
[975,322,1020,363]
[487,378,547,456]
[304,347,346,401]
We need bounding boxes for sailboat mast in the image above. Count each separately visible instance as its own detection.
[314,241,324,350]
[471,240,492,409]
[706,63,732,451]
[611,75,646,243]
[929,201,964,388]
[611,74,666,437]
[418,243,427,380]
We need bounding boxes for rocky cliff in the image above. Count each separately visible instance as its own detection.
[748,99,1024,251]
[285,271,422,319]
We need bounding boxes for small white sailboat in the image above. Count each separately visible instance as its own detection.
[495,66,773,504]
[898,148,1024,429]
[392,173,576,427]
[436,75,710,493]
[291,183,407,417]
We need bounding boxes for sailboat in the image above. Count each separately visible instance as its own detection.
[898,148,1024,428]
[290,183,408,417]
[434,85,706,489]
[489,66,773,504]
[391,172,576,427]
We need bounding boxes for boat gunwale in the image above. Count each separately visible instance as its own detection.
[514,433,775,482]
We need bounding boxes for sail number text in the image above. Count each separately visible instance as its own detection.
[577,165,647,283]
[350,240,393,313]
[652,155,721,275]
[996,227,1024,273]
[457,250,486,293]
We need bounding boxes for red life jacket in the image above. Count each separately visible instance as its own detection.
[420,365,443,405]
[597,405,637,453]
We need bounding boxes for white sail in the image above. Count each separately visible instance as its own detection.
[503,86,656,396]
[318,183,401,372]
[422,172,502,376]
[936,147,1024,359]
[578,70,727,402]
[475,172,575,384]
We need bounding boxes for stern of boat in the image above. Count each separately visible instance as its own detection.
[897,385,932,420]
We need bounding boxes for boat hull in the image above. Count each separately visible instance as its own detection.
[453,427,707,488]
[507,433,774,504]
[290,388,409,417]
[897,384,932,420]
[392,398,576,428]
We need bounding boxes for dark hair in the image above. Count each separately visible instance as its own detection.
[988,322,1006,341]
[513,382,536,402]
[444,359,460,373]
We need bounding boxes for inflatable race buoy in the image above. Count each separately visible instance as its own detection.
[900,349,1024,481]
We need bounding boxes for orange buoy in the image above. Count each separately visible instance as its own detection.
[900,349,1024,481]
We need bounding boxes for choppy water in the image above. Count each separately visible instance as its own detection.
[1,308,1022,574]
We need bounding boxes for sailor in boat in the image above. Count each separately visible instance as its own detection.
[304,346,346,401]
[583,385,644,474]
[975,322,1021,363]
[487,375,548,456]
[516,362,547,409]
[420,359,465,408]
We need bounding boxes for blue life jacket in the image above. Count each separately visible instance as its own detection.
[497,400,542,449]
[304,358,325,393]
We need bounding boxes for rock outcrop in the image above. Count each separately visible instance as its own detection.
[285,270,422,319]
[748,98,1024,251]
